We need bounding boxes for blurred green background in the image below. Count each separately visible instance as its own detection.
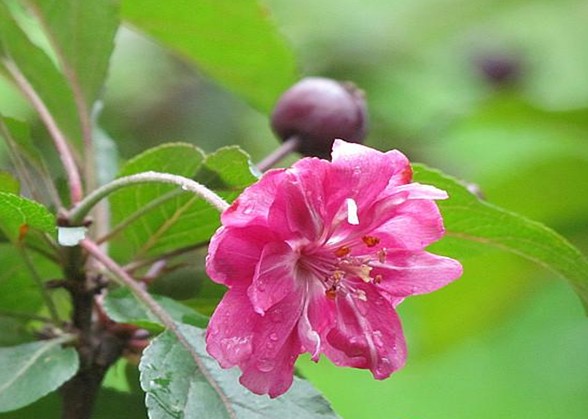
[1,0,588,417]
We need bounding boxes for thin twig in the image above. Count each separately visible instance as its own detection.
[2,59,83,204]
[68,171,230,225]
[81,239,237,418]
[256,136,300,171]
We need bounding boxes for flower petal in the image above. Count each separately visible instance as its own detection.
[323,286,407,379]
[328,140,396,211]
[370,199,447,250]
[373,250,463,297]
[221,169,285,227]
[206,287,256,368]
[268,158,332,240]
[240,331,300,398]
[206,225,274,287]
[248,241,298,315]
[239,293,305,397]
[207,287,305,398]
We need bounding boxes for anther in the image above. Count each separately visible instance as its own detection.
[362,235,380,247]
[335,246,351,257]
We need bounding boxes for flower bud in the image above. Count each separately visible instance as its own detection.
[270,77,368,158]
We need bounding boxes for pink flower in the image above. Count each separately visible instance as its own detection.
[205,140,462,397]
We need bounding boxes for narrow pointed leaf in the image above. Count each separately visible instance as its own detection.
[0,337,79,413]
[139,324,338,419]
[413,164,588,310]
[0,2,82,146]
[121,0,299,112]
[24,0,119,107]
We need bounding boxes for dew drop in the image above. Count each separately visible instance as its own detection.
[269,309,283,323]
[269,333,279,342]
[257,358,276,372]
[373,330,384,348]
[242,203,255,215]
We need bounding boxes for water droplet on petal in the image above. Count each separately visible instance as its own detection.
[257,358,276,372]
[270,309,283,322]
[243,203,255,215]
[373,330,384,348]
[269,333,279,342]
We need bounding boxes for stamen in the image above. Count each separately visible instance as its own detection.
[325,287,337,300]
[374,274,382,284]
[362,235,380,247]
[334,246,351,257]
[377,249,387,263]
[355,289,367,301]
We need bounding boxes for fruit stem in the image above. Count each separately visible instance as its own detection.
[256,136,301,172]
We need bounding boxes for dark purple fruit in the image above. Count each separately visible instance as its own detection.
[270,77,368,158]
[476,53,522,87]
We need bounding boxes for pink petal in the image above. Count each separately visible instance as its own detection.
[391,182,448,200]
[370,200,447,250]
[207,287,306,398]
[373,250,463,297]
[221,169,285,227]
[248,241,298,315]
[206,287,256,368]
[240,331,300,398]
[323,286,407,379]
[239,292,305,397]
[328,140,396,211]
[206,225,274,287]
[268,169,325,240]
[297,295,322,360]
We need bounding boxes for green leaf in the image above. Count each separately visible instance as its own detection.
[0,170,19,194]
[0,116,62,208]
[24,0,119,108]
[121,0,299,112]
[0,337,79,413]
[109,144,256,261]
[413,164,588,310]
[0,244,61,314]
[0,117,44,169]
[109,142,205,260]
[0,2,82,147]
[0,387,147,419]
[195,145,259,202]
[139,324,338,419]
[0,192,55,243]
[102,287,209,332]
